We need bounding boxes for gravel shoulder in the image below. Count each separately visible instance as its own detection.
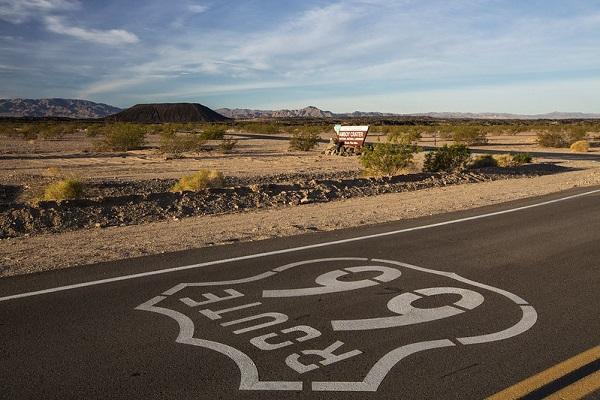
[1,159,598,277]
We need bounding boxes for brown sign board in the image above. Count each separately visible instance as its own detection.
[335,125,369,147]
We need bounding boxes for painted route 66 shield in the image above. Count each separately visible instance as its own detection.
[136,257,536,392]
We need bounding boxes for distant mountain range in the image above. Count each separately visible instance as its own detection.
[1,99,598,120]
[0,98,121,119]
[216,106,600,120]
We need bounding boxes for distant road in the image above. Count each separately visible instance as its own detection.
[229,133,600,161]
[1,187,599,399]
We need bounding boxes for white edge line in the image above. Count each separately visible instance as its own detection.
[1,188,599,302]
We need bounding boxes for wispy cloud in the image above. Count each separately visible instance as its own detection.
[44,15,139,45]
[188,3,208,14]
[0,0,77,23]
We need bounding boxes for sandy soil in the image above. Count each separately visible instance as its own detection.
[1,158,598,277]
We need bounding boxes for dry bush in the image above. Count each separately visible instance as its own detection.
[171,170,224,192]
[42,178,84,201]
[219,138,238,152]
[512,153,532,164]
[570,140,590,152]
[493,154,517,168]
[469,155,497,169]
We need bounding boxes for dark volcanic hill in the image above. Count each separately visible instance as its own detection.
[110,103,230,123]
[0,98,121,118]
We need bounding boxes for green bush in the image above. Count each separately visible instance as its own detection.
[171,169,224,192]
[159,132,205,154]
[450,125,488,145]
[360,143,418,177]
[537,125,587,148]
[289,130,320,151]
[200,126,226,140]
[42,178,84,201]
[97,123,146,151]
[469,154,497,169]
[387,127,422,145]
[423,144,471,172]
[236,122,281,135]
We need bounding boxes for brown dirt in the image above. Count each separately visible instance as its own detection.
[0,131,598,277]
[0,158,598,277]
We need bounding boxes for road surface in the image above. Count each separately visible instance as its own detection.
[1,187,599,399]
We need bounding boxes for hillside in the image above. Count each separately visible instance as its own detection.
[0,98,121,119]
[110,103,231,123]
[216,106,600,120]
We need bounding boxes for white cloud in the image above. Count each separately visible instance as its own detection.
[188,4,208,13]
[0,0,77,23]
[45,15,139,45]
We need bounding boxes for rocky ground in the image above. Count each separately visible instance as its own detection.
[0,164,571,238]
[0,130,598,276]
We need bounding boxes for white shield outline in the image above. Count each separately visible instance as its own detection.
[136,257,537,392]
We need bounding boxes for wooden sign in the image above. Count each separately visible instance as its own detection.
[335,125,369,147]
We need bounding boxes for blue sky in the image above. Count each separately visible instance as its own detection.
[1,0,599,113]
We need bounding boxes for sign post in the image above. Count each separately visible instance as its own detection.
[335,125,369,148]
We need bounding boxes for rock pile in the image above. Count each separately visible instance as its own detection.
[323,138,363,156]
[0,163,566,238]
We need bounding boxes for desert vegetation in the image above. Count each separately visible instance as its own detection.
[360,143,418,176]
[42,178,85,201]
[171,169,224,192]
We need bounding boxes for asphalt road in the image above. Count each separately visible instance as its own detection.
[1,187,599,399]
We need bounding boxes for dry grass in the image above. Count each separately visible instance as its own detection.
[493,154,517,167]
[42,178,85,201]
[570,140,590,152]
[171,169,224,192]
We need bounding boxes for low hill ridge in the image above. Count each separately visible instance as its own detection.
[0,98,121,118]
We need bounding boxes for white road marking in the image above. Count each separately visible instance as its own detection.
[2,188,598,302]
[456,305,538,344]
[135,296,303,391]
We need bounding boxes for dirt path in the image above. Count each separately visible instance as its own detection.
[1,159,598,277]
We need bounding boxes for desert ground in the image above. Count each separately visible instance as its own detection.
[1,125,599,276]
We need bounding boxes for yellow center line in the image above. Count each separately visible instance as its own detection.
[543,370,600,400]
[487,345,600,400]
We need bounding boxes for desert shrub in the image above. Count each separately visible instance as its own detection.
[236,122,281,135]
[536,130,567,147]
[42,178,84,201]
[289,130,320,151]
[493,154,517,168]
[360,143,418,177]
[219,138,238,152]
[388,127,422,145]
[96,123,146,151]
[171,169,224,192]
[537,125,587,148]
[512,153,532,164]
[159,132,205,155]
[570,140,590,152]
[17,124,38,140]
[39,123,78,139]
[450,125,488,145]
[423,144,471,172]
[200,125,226,140]
[469,155,497,169]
